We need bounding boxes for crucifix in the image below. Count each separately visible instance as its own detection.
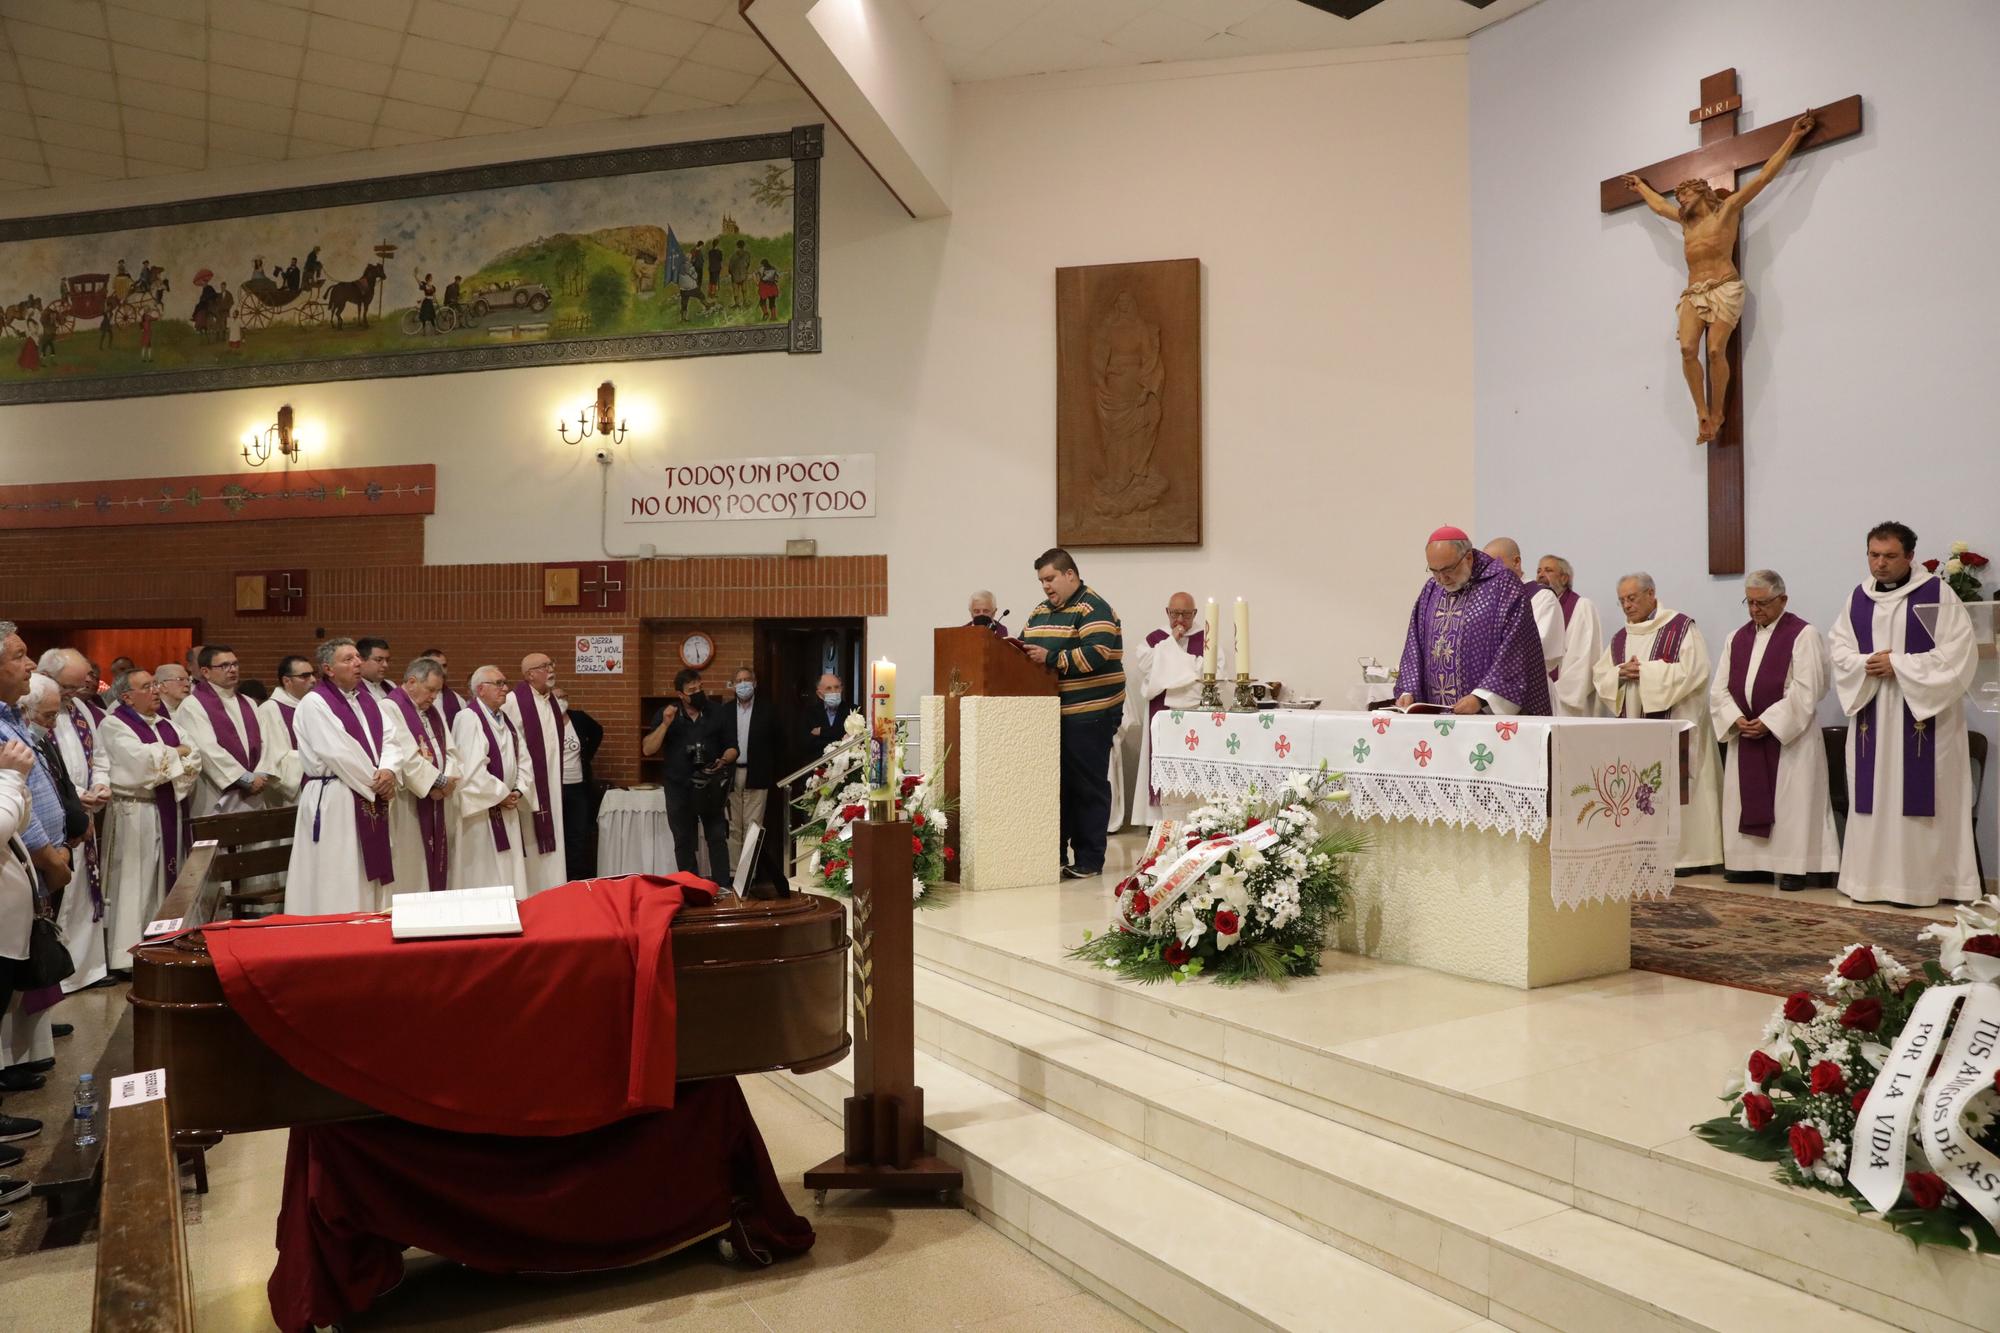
[1601,71,1862,575]
[271,571,305,614]
[580,563,623,609]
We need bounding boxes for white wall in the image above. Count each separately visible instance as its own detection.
[1,43,1474,707]
[1470,0,2000,868]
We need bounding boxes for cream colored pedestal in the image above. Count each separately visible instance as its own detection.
[920,695,946,777]
[1337,819,1629,988]
[958,695,1060,891]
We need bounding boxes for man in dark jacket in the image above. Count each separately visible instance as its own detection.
[724,666,786,895]
[642,669,735,886]
[798,672,855,768]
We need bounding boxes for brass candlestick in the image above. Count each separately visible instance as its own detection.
[1231,673,1258,712]
[1198,671,1223,709]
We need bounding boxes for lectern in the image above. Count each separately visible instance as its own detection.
[926,628,1060,890]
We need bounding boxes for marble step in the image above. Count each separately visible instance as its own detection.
[910,916,2000,1333]
[906,966,1906,1333]
[766,1053,1507,1333]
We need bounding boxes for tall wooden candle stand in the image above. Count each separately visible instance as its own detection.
[804,818,961,1205]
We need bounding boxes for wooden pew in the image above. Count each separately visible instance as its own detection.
[188,806,293,917]
[32,844,217,1250]
[92,1090,194,1333]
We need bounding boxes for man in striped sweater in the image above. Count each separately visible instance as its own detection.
[1022,548,1125,880]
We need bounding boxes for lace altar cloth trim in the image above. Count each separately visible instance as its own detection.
[1550,844,1677,910]
[1151,758,1549,840]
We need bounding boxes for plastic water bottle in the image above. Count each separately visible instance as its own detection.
[72,1073,99,1149]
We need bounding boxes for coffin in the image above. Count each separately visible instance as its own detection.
[129,846,850,1139]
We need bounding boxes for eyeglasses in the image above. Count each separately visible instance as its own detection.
[129,682,159,692]
[1426,557,1468,576]
[526,663,554,674]
[284,671,314,680]
[1743,596,1784,608]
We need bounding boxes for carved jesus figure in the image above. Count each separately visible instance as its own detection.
[1623,113,1814,445]
[1090,290,1169,517]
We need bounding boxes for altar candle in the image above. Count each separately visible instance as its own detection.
[1203,599,1219,674]
[868,658,897,803]
[1235,598,1251,679]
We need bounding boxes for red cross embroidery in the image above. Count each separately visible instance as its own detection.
[1495,721,1519,741]
[1413,741,1434,767]
[1371,716,1392,734]
[1184,730,1199,751]
[1274,735,1292,758]
[1210,712,1227,727]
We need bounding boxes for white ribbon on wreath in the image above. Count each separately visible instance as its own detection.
[1121,819,1283,930]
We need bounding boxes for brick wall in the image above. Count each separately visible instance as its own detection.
[0,517,887,784]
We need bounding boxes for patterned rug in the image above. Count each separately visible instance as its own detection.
[1632,886,1941,996]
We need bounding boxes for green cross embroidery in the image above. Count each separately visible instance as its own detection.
[1351,739,1371,763]
[1469,744,1495,772]
[1259,714,1275,730]
[1225,733,1241,754]
[1432,719,1456,736]
[1168,710,1185,724]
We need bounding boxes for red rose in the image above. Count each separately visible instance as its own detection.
[1963,934,2000,958]
[1130,891,1150,915]
[1163,941,1191,967]
[912,836,924,853]
[1114,877,1133,898]
[1184,834,1202,848]
[1852,1087,1871,1115]
[1838,946,1879,981]
[842,804,866,821]
[1783,991,1817,1023]
[1840,997,1884,1032]
[1214,909,1240,936]
[821,829,837,843]
[1742,1092,1775,1130]
[1809,1062,1846,1096]
[901,774,921,794]
[1967,552,1990,569]
[1789,1123,1824,1169]
[1905,1171,1949,1210]
[1747,1050,1783,1085]
[912,813,926,828]
[1244,818,1263,831]
[1138,856,1157,873]
[1923,558,1941,573]
[942,847,955,861]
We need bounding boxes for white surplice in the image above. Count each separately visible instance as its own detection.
[383,694,451,895]
[502,686,568,894]
[1710,620,1840,875]
[52,701,109,990]
[450,701,533,898]
[0,770,34,963]
[1552,595,1606,718]
[92,709,200,965]
[1528,584,1566,676]
[1828,572,1979,906]
[256,695,304,805]
[1126,621,1207,824]
[284,688,410,916]
[1592,608,1723,868]
[178,683,275,818]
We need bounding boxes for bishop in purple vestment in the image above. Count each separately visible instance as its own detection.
[1396,528,1551,715]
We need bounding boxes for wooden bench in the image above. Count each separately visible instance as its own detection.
[32,844,216,1250]
[92,1090,194,1332]
[188,805,293,917]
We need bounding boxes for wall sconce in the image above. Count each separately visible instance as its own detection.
[557,380,628,447]
[242,404,302,467]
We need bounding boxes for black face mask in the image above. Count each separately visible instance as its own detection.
[684,689,705,708]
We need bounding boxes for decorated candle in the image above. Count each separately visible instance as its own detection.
[1203,599,1219,674]
[1235,598,1251,679]
[867,658,897,806]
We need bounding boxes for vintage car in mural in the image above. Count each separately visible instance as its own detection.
[469,281,552,316]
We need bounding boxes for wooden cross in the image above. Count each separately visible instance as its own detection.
[272,571,304,613]
[1600,71,1862,575]
[581,563,623,609]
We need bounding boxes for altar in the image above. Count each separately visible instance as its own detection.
[1151,709,1685,988]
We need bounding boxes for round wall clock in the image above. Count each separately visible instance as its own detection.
[680,632,714,669]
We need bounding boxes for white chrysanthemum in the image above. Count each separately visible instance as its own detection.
[912,876,925,901]
[928,808,949,833]
[1953,539,1971,555]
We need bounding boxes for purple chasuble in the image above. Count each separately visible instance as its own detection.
[511,682,568,855]
[1725,612,1808,838]
[190,679,263,773]
[1143,628,1204,803]
[110,705,191,890]
[474,706,514,853]
[310,682,395,885]
[1609,614,1695,720]
[1396,551,1551,714]
[1849,579,1941,818]
[66,701,104,918]
[388,687,450,891]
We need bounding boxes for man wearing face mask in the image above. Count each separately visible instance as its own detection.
[642,668,736,886]
[799,672,854,763]
[725,666,781,884]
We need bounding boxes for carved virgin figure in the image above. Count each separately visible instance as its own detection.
[1089,290,1169,517]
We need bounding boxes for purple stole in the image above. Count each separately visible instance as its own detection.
[311,682,395,884]
[440,690,464,724]
[1550,589,1579,681]
[83,696,106,725]
[275,698,298,747]
[1849,579,1942,818]
[388,688,450,892]
[1610,614,1694,719]
[110,706,190,890]
[474,706,514,853]
[1725,612,1808,838]
[1143,628,1204,803]
[66,702,104,919]
[190,679,263,773]
[511,683,567,855]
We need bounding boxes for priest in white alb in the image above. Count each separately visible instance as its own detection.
[1484,538,1566,678]
[1127,591,1209,824]
[1537,554,1605,717]
[256,655,316,808]
[1828,522,1980,906]
[1709,570,1839,889]
[451,665,533,896]
[503,650,570,894]
[178,645,274,818]
[383,657,455,895]
[92,668,201,967]
[285,639,407,916]
[1592,572,1723,871]
[38,649,109,991]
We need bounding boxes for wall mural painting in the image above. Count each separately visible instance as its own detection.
[0,124,823,404]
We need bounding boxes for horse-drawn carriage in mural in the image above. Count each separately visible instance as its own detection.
[38,272,111,335]
[236,273,329,330]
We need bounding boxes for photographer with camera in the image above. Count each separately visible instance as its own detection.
[641,667,736,887]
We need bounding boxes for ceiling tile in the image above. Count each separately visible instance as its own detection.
[1156,0,1273,30]
[640,86,712,116]
[409,0,512,51]
[378,95,464,134]
[124,156,200,176]
[216,66,302,109]
[118,76,207,117]
[23,2,111,41]
[208,120,292,156]
[122,131,208,168]
[208,0,314,44]
[662,59,751,104]
[583,41,669,87]
[122,107,208,146]
[207,28,308,77]
[624,0,732,22]
[482,52,573,98]
[290,108,378,147]
[457,111,526,135]
[103,6,209,60]
[42,142,127,176]
[207,93,282,133]
[206,148,279,167]
[37,118,126,156]
[307,12,405,62]
[116,45,207,90]
[0,159,54,187]
[372,122,443,147]
[388,64,478,111]
[26,85,124,131]
[5,23,112,73]
[0,135,45,166]
[545,98,620,126]
[398,33,493,81]
[324,0,418,33]
[467,82,551,124]
[517,0,620,37]
[0,82,29,114]
[284,135,352,157]
[602,6,700,58]
[563,72,650,115]
[1106,9,1221,60]
[17,56,120,101]
[736,77,804,106]
[496,19,596,69]
[917,0,1034,52]
[444,0,521,16]
[297,80,386,121]
[685,26,771,77]
[300,50,396,95]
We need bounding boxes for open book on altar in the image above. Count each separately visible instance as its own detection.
[391,884,523,941]
[1370,701,1452,715]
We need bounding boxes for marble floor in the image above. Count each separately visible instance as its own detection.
[1,1069,1142,1331]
